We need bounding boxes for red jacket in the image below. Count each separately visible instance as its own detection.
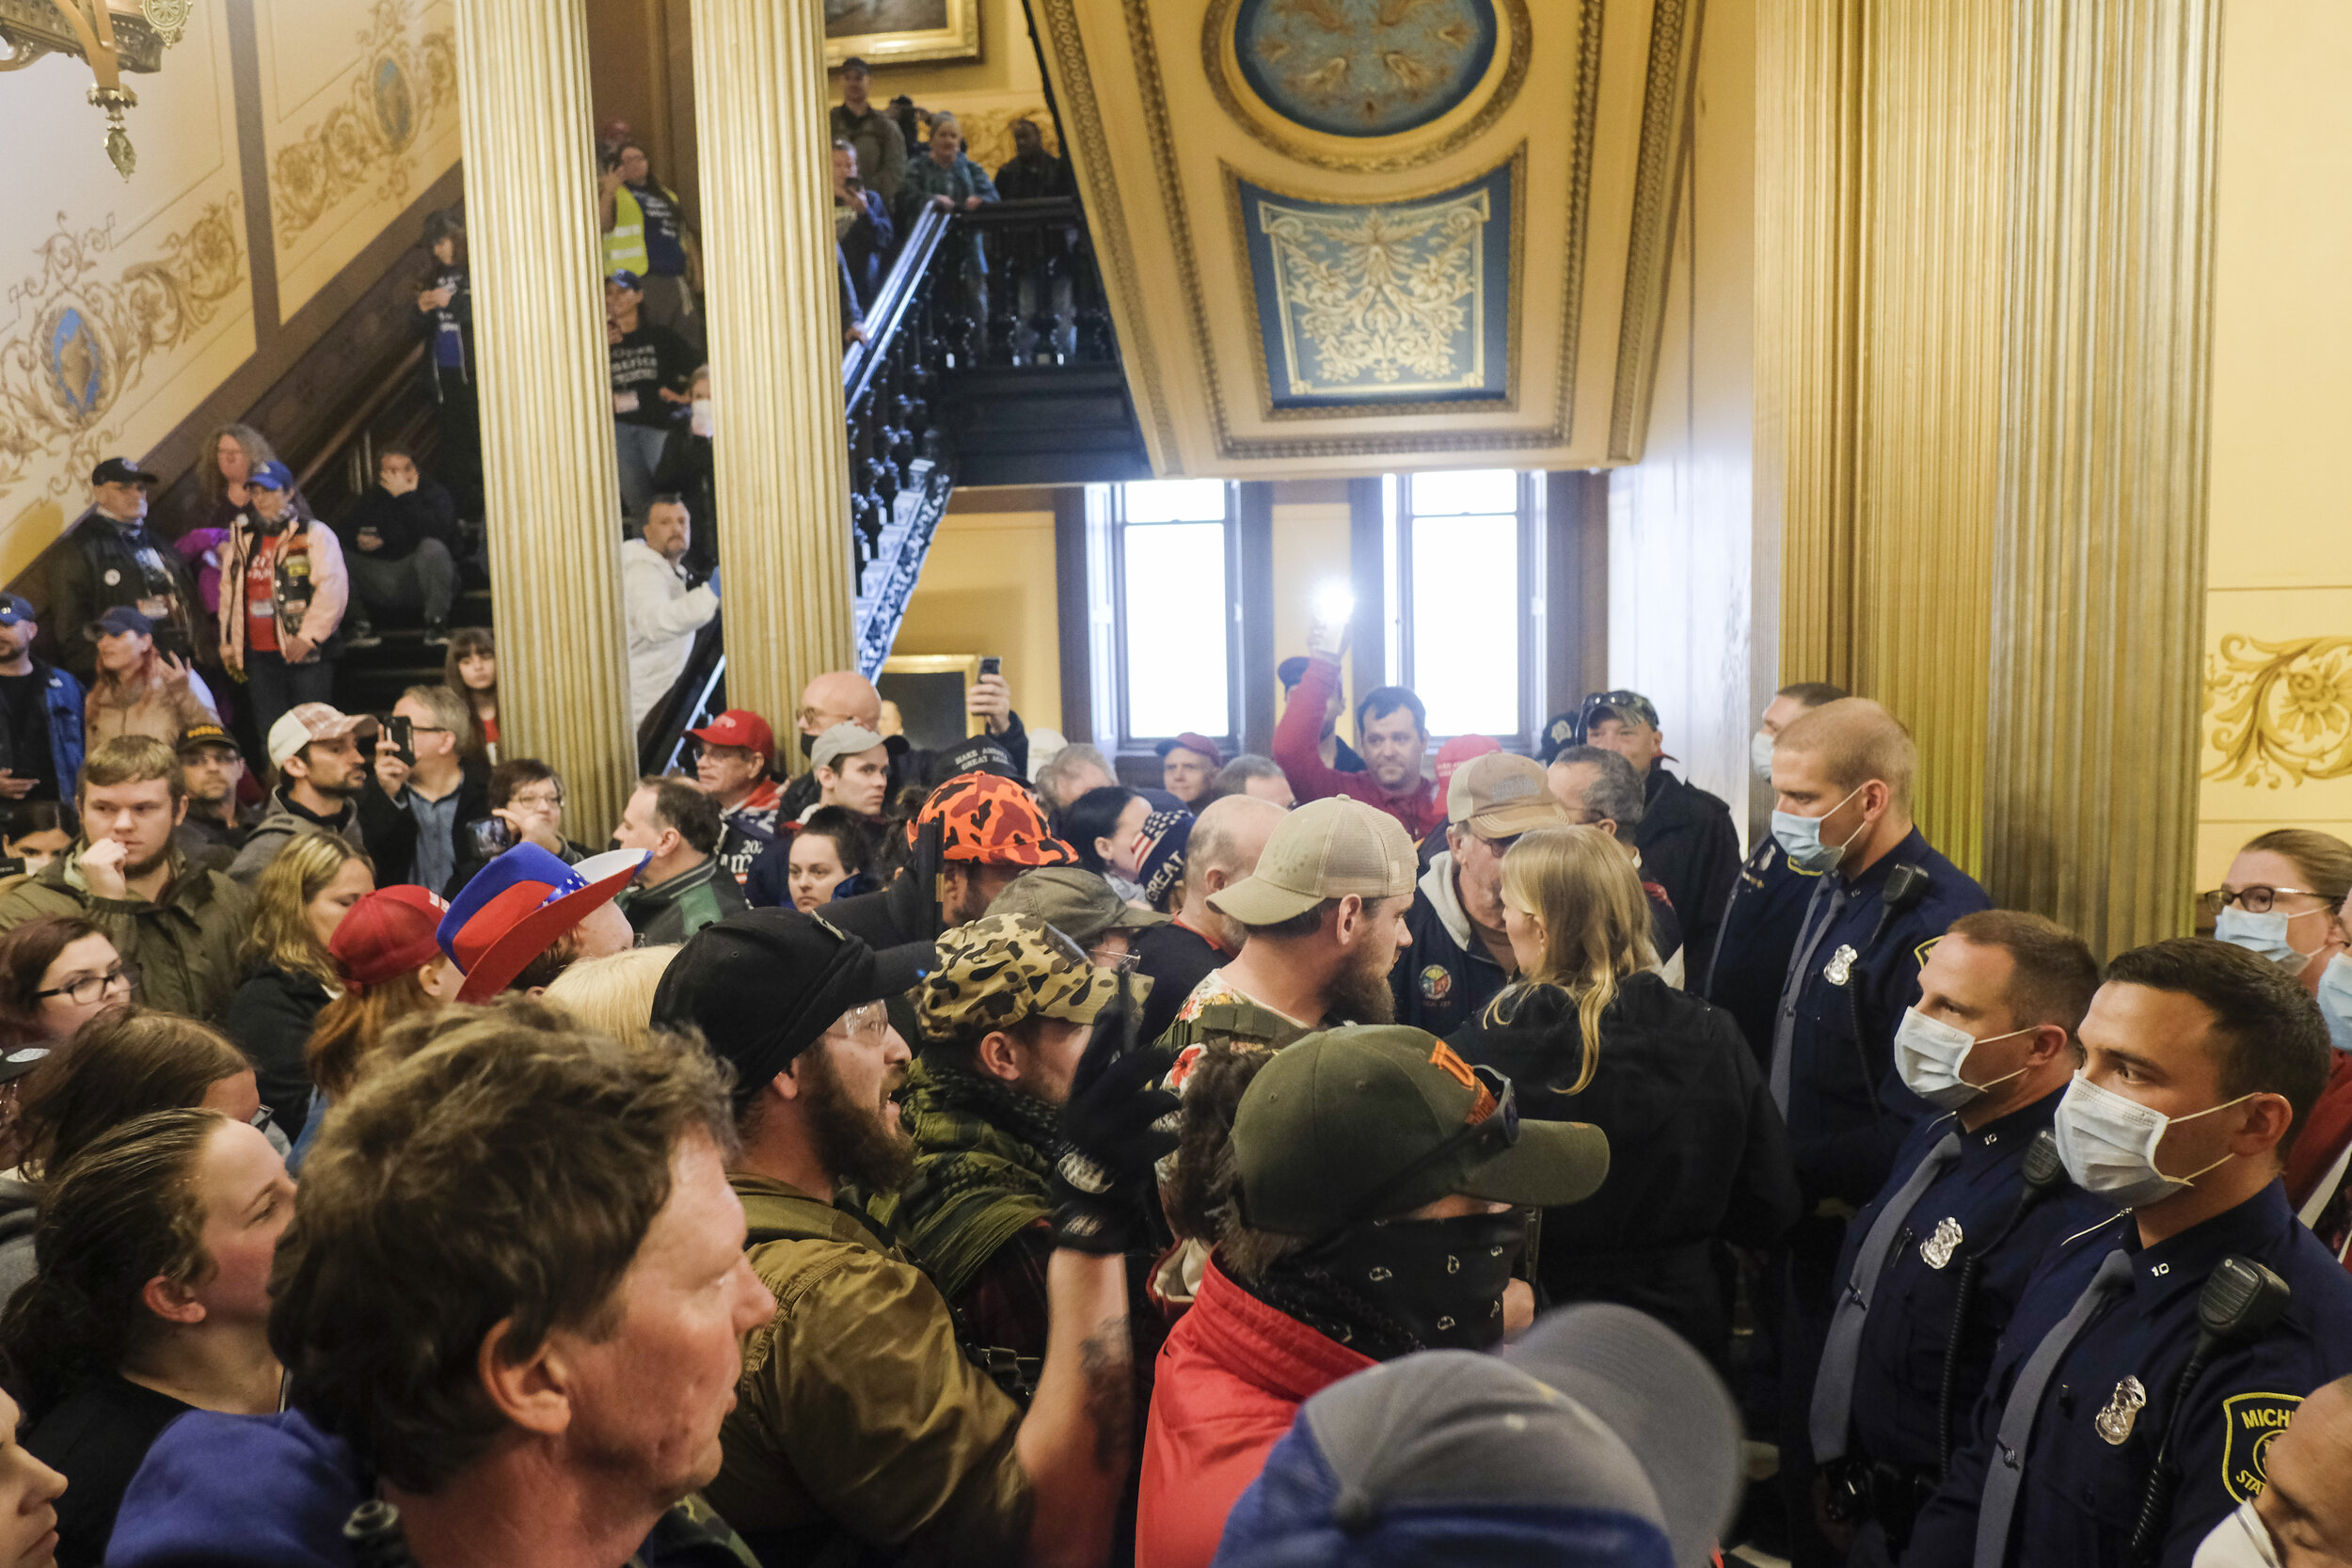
[1272,654,1443,839]
[2285,1050,2352,1274]
[1136,1258,1375,1568]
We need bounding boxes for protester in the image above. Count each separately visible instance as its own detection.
[82,607,217,751]
[1273,629,1438,838]
[1036,740,1117,814]
[1547,742,1688,976]
[783,670,885,810]
[898,113,999,298]
[1454,826,1799,1368]
[1568,689,1741,980]
[650,909,1171,1567]
[410,209,481,514]
[605,269,699,526]
[433,843,642,1004]
[1135,807,1193,914]
[1064,784,1149,896]
[994,117,1074,199]
[803,721,891,821]
[480,756,588,864]
[1158,733,1224,808]
[52,458,198,683]
[8,1108,291,1567]
[612,775,746,945]
[217,461,348,741]
[689,709,781,884]
[0,1380,65,1568]
[2287,879,2352,1241]
[986,864,1168,967]
[1393,752,1569,1035]
[108,1009,773,1568]
[1209,754,1292,808]
[623,493,719,725]
[0,737,250,1022]
[540,943,677,1048]
[1132,795,1281,1045]
[302,885,453,1161]
[360,684,490,896]
[228,704,373,884]
[833,139,895,309]
[223,832,372,1141]
[443,626,499,763]
[1136,1025,1608,1568]
[1908,939,2352,1568]
[831,57,908,204]
[599,141,702,347]
[0,595,84,803]
[170,722,250,868]
[0,918,127,1061]
[337,446,462,649]
[2207,828,2352,997]
[1276,656,1363,773]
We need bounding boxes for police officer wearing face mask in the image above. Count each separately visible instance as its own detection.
[2188,1371,2352,1568]
[1704,680,1849,1068]
[1906,939,2352,1568]
[1806,911,2112,1564]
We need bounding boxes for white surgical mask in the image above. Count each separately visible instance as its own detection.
[1772,784,1869,876]
[1750,730,1775,783]
[2054,1072,2255,1210]
[1895,1008,2033,1111]
[2190,1498,2281,1568]
[2318,952,2352,1054]
[2214,905,2325,977]
[690,397,715,438]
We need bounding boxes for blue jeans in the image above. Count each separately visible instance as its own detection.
[245,651,337,742]
[613,421,671,530]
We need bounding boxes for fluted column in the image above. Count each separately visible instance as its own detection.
[1982,0,2220,955]
[690,0,857,733]
[452,0,635,835]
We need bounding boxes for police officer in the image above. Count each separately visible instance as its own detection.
[1705,681,1848,1067]
[1807,911,2111,1563]
[1907,939,2352,1568]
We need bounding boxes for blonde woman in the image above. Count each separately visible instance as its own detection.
[1453,826,1799,1369]
[543,944,678,1047]
[223,833,373,1142]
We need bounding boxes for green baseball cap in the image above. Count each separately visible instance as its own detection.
[985,865,1168,952]
[1230,1025,1610,1238]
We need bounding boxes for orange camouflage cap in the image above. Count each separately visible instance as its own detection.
[912,772,1078,867]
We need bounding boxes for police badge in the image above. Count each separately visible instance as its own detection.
[1825,944,1858,987]
[2096,1376,2147,1445]
[1921,1216,1963,1270]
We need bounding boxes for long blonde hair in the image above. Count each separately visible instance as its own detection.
[1486,827,1657,1095]
[241,833,372,990]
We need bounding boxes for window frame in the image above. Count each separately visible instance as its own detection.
[1103,479,1243,756]
[1382,470,1544,750]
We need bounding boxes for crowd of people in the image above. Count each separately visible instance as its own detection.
[0,594,2344,1568]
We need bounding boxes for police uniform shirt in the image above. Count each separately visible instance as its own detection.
[1906,1181,2352,1568]
[1836,1091,2116,1471]
[1772,826,1992,1208]
[1704,839,1826,1068]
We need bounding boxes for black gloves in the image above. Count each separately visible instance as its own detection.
[1051,975,1179,1254]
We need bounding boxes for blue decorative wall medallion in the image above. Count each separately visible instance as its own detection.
[1232,0,1497,138]
[373,56,416,150]
[43,307,106,423]
[1236,159,1513,409]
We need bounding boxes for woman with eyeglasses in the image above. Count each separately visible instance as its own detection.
[1449,826,1801,1370]
[223,835,374,1145]
[0,918,135,1173]
[4,1107,292,1568]
[2204,829,2352,996]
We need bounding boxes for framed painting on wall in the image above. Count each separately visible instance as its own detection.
[824,0,979,68]
[879,654,984,753]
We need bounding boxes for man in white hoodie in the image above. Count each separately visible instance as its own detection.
[622,493,719,724]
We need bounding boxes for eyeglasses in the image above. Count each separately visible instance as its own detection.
[1089,945,1140,974]
[508,789,564,810]
[38,963,140,1006]
[2198,885,2328,917]
[1329,1063,1519,1232]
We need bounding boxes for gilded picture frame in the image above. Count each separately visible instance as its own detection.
[824,0,980,69]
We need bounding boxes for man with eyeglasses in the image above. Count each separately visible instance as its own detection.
[1547,742,1689,979]
[359,683,491,896]
[1136,1025,1609,1568]
[1392,752,1570,1034]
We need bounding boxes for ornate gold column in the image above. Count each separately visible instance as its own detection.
[1982,0,2220,955]
[690,0,857,732]
[452,0,636,834]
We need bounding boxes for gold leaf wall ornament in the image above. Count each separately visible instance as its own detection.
[2202,634,2352,788]
[0,198,245,501]
[270,0,455,241]
[1260,191,1484,390]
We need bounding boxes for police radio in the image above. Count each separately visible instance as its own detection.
[1846,863,1932,1122]
[2128,1256,2292,1564]
[1935,1129,2069,1474]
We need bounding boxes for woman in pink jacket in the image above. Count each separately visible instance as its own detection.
[217,459,349,740]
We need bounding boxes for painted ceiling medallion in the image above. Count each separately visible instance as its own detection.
[1204,0,1528,171]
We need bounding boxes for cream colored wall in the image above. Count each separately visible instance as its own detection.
[0,2,252,579]
[894,489,1063,736]
[1606,0,1756,838]
[837,0,1055,171]
[2194,0,2352,890]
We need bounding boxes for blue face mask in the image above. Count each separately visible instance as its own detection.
[2212,906,2326,977]
[2317,953,2352,1053]
[1771,784,1867,875]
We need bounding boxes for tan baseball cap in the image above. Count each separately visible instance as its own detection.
[1447,752,1571,840]
[1209,796,1417,927]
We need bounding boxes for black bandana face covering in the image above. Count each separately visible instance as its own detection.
[1261,1208,1526,1358]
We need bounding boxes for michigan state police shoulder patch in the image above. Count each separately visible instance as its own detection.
[2221,1391,2301,1503]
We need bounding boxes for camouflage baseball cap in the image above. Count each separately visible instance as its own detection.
[915,913,1118,1041]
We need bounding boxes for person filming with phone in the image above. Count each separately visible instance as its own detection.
[358,684,490,897]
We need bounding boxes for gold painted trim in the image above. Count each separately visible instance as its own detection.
[270,0,457,243]
[1197,0,1532,173]
[822,0,980,69]
[2202,634,2352,787]
[1221,145,1526,421]
[881,653,987,737]
[1606,0,1698,463]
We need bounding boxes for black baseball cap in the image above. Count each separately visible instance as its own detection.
[924,736,1022,789]
[91,457,160,486]
[175,721,241,758]
[86,605,153,641]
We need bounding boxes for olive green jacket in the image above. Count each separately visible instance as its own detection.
[0,846,251,1022]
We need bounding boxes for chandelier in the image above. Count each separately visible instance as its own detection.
[0,0,189,178]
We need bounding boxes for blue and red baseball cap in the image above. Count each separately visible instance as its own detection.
[437,843,646,1004]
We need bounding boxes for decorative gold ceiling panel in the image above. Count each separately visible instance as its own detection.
[1030,0,1700,476]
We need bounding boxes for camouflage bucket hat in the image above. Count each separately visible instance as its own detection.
[915,912,1117,1041]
